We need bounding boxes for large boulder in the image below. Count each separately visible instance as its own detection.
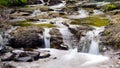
[101,24,120,49]
[8,26,44,48]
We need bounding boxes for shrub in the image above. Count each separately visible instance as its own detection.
[0,0,27,6]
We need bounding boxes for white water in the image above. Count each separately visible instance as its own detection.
[93,10,104,15]
[31,9,41,17]
[43,28,51,48]
[49,2,66,10]
[59,27,73,49]
[40,0,45,5]
[17,48,108,68]
[78,26,105,54]
[0,35,3,50]
[50,17,70,28]
[68,9,89,19]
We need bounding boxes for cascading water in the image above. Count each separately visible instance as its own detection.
[68,9,89,19]
[0,35,3,50]
[40,0,45,5]
[78,26,105,55]
[59,27,73,49]
[0,26,17,50]
[31,9,41,17]
[43,28,51,48]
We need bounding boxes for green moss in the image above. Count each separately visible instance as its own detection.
[12,20,32,26]
[70,15,110,27]
[14,21,56,28]
[103,3,117,11]
[104,30,110,35]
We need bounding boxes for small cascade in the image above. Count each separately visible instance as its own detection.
[93,10,104,15]
[0,35,3,50]
[43,28,51,48]
[0,26,17,50]
[68,9,89,19]
[40,0,45,5]
[31,9,41,17]
[59,27,73,49]
[78,26,105,54]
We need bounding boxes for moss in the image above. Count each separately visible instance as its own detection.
[12,20,32,26]
[104,30,110,35]
[103,3,117,11]
[70,15,110,27]
[13,21,56,28]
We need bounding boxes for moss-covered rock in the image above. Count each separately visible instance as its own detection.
[50,28,67,50]
[12,21,56,28]
[102,3,117,11]
[70,15,110,27]
[8,26,44,48]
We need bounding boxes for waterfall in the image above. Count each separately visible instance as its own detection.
[78,26,105,54]
[0,26,17,50]
[40,0,45,5]
[43,28,51,48]
[59,27,73,49]
[68,9,89,19]
[0,35,3,50]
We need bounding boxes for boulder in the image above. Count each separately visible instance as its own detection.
[8,26,44,48]
[50,28,67,50]
[101,24,120,49]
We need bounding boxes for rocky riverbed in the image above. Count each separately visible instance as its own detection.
[0,0,120,68]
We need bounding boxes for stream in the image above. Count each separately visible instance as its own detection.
[0,0,119,68]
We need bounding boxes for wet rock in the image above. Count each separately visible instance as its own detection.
[0,63,16,68]
[50,28,65,49]
[27,0,42,4]
[111,14,120,23]
[1,52,14,61]
[60,44,69,50]
[39,52,51,58]
[82,3,97,9]
[8,26,44,48]
[101,24,120,49]
[44,0,62,6]
[69,25,93,39]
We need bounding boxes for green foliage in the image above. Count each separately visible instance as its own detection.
[0,0,27,6]
[0,0,9,6]
[103,4,117,11]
